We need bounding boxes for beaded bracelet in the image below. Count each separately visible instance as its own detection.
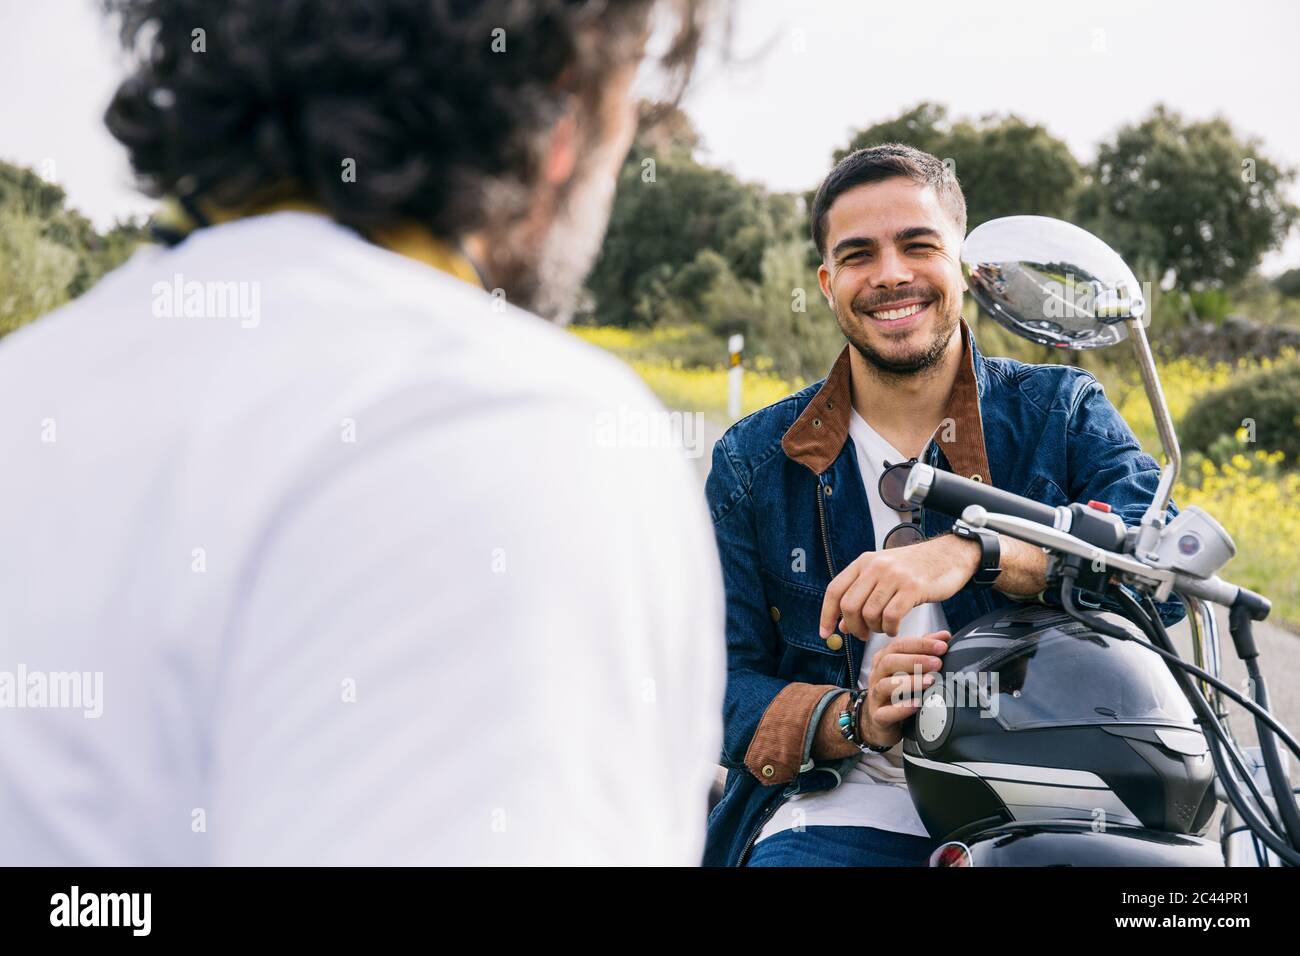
[837,689,893,754]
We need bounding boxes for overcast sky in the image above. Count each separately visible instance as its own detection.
[3,0,1298,272]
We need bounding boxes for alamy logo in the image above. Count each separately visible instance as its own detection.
[152,273,261,328]
[50,886,151,936]
[0,664,102,718]
[592,406,706,459]
[897,668,1000,718]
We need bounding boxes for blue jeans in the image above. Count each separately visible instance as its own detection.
[746,825,940,867]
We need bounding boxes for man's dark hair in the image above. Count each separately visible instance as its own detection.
[810,143,967,258]
[102,0,709,238]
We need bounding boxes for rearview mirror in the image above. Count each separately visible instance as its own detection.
[961,215,1144,351]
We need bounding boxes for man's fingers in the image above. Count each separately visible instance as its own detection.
[882,632,951,659]
[869,667,937,704]
[861,580,899,635]
[840,574,888,638]
[819,561,860,637]
[879,589,919,637]
[871,698,924,729]
[870,650,944,688]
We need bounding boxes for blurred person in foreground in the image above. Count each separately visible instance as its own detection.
[0,0,723,865]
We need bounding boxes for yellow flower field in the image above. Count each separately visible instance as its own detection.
[572,326,803,417]
[575,327,1299,626]
[1175,450,1300,625]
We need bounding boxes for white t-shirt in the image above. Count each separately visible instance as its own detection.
[0,211,725,865]
[757,409,948,842]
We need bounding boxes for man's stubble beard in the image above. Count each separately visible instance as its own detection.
[485,129,624,327]
[835,291,963,379]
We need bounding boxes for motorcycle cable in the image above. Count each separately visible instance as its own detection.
[1123,594,1297,862]
[1137,591,1300,856]
[1056,570,1300,865]
[1114,589,1289,845]
[1061,577,1299,864]
[1069,580,1290,860]
[1056,577,1283,857]
[1053,572,1300,765]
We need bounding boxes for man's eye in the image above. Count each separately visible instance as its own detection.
[844,251,868,263]
[908,244,936,252]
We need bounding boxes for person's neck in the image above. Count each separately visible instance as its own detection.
[848,326,963,460]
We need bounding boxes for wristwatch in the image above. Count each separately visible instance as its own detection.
[951,523,1002,589]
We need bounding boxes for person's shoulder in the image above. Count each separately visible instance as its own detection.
[982,354,1101,415]
[711,379,818,483]
[181,210,662,409]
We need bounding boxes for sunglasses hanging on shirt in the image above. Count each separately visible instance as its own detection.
[879,457,925,549]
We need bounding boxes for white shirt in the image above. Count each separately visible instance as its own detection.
[756,409,948,842]
[0,211,725,865]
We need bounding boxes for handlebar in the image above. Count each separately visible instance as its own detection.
[903,463,1061,528]
[903,463,1271,621]
[903,463,1126,552]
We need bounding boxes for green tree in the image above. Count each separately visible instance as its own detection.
[834,102,1082,231]
[833,102,951,162]
[0,160,152,337]
[581,107,803,327]
[1272,267,1300,299]
[0,205,79,336]
[1079,106,1298,291]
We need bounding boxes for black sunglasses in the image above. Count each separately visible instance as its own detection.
[879,457,925,549]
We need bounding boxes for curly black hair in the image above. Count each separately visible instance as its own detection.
[103,0,709,238]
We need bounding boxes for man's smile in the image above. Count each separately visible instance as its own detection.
[860,298,933,331]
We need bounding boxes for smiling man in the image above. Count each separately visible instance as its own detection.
[703,143,1186,867]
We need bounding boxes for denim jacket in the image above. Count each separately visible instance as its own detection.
[702,319,1186,866]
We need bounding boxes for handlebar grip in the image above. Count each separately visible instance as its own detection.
[1233,586,1272,622]
[904,464,1061,528]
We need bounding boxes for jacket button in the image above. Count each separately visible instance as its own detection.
[761,764,775,778]
[813,418,822,428]
[825,484,833,496]
[769,606,781,623]
[826,633,844,651]
[970,473,983,482]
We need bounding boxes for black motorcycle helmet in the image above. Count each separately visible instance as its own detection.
[902,604,1217,843]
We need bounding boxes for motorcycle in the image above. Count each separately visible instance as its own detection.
[899,215,1300,866]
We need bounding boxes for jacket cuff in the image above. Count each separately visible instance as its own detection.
[744,683,845,786]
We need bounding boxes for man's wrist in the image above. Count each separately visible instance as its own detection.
[949,525,1002,589]
[948,531,982,576]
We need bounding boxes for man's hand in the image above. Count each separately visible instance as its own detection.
[819,534,979,639]
[859,630,950,749]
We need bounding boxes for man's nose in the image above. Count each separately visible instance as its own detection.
[869,248,914,288]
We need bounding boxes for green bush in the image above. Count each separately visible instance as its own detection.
[1180,359,1300,467]
[0,206,78,336]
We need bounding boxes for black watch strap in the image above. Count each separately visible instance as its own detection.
[953,524,1001,589]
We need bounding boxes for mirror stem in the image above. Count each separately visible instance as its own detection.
[1126,316,1181,557]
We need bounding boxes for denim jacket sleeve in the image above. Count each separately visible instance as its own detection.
[1026,375,1187,629]
[705,436,845,786]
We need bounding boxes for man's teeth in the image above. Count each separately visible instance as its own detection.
[870,302,927,321]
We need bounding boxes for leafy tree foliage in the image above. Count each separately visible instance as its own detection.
[1079,106,1297,289]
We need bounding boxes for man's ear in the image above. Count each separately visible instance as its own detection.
[817,260,835,309]
[543,110,579,186]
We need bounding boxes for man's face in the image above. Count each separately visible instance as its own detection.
[817,178,965,375]
[499,65,640,325]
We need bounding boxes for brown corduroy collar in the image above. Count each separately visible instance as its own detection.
[780,318,992,483]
